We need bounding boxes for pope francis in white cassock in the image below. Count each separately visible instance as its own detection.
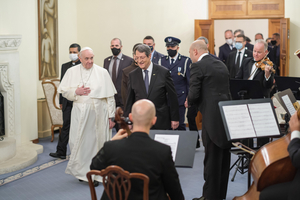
[57,47,116,183]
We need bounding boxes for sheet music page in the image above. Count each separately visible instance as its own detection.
[282,95,296,116]
[248,103,280,137]
[222,105,256,139]
[154,134,179,161]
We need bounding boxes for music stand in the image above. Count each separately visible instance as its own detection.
[275,76,300,100]
[230,79,264,100]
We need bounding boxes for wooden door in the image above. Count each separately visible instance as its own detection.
[194,20,215,130]
[268,19,280,38]
[280,18,290,76]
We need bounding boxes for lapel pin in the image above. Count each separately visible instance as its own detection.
[121,58,124,60]
[245,54,248,57]
[108,58,111,61]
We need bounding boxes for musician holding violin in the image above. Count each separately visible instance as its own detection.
[235,39,274,98]
[259,112,300,200]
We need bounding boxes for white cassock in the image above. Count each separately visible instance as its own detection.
[58,64,116,181]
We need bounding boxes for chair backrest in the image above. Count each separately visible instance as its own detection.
[41,80,63,126]
[87,166,149,200]
[51,79,60,108]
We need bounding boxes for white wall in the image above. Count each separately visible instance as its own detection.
[285,1,300,77]
[214,19,269,56]
[76,0,208,66]
[0,0,38,142]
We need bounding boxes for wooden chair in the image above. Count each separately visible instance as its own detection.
[86,165,149,200]
[41,79,63,142]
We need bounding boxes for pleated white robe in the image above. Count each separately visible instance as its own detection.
[58,64,116,181]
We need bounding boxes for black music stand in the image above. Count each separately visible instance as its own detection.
[219,98,281,188]
[230,79,264,100]
[275,76,300,100]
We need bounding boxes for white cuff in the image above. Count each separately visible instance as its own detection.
[291,130,300,140]
[265,74,270,81]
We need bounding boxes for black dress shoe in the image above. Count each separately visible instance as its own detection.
[49,152,66,159]
[93,180,99,187]
[78,179,84,182]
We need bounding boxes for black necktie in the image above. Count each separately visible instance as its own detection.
[235,52,241,69]
[112,57,117,86]
[144,70,149,94]
[171,58,174,66]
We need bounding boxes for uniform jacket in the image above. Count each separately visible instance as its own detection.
[159,54,191,105]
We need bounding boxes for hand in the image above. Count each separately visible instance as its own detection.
[59,104,62,109]
[128,125,133,130]
[171,121,179,130]
[184,99,189,108]
[111,129,128,141]
[75,85,91,96]
[289,113,300,133]
[264,64,272,79]
[109,118,115,129]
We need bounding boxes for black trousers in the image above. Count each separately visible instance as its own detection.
[260,181,290,200]
[187,105,200,147]
[56,102,72,156]
[202,127,231,200]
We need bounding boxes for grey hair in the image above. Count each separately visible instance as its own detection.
[255,39,268,51]
[111,38,122,46]
[197,36,209,44]
[134,44,151,57]
[234,29,244,35]
[225,29,233,34]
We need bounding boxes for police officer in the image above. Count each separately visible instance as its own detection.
[159,36,192,130]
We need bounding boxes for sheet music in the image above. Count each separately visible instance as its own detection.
[282,95,296,116]
[154,134,179,161]
[248,103,280,137]
[222,105,256,139]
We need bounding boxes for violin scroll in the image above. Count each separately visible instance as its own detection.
[114,107,132,136]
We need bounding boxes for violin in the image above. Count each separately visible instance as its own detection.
[255,53,276,74]
[114,107,132,136]
[233,110,300,200]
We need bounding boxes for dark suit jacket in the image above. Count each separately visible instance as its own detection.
[218,43,234,63]
[121,61,138,108]
[245,43,254,51]
[235,57,274,98]
[59,60,81,111]
[209,53,221,60]
[124,64,179,130]
[287,138,300,199]
[188,55,231,149]
[103,54,133,108]
[226,49,253,78]
[152,50,164,65]
[90,132,184,200]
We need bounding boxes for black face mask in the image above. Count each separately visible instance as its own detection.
[271,40,277,45]
[111,48,121,56]
[167,49,177,57]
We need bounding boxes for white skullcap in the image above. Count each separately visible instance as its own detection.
[80,47,93,53]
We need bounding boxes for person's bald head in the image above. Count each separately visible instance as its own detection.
[189,40,208,63]
[130,99,156,129]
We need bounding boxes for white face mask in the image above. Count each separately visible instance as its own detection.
[69,53,78,61]
[226,38,233,45]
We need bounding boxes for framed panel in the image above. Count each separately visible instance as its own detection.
[210,1,247,19]
[38,0,59,80]
[248,0,284,18]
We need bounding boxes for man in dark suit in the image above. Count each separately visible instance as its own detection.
[49,43,81,159]
[189,40,231,200]
[124,44,179,130]
[143,35,164,64]
[226,34,253,78]
[219,29,234,63]
[197,36,220,61]
[235,39,274,98]
[260,112,300,200]
[91,99,184,200]
[103,38,133,109]
[268,33,281,75]
[158,36,191,130]
[234,29,254,51]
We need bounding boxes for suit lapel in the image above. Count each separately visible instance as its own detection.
[147,65,158,97]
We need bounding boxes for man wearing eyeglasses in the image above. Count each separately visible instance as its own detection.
[124,44,179,130]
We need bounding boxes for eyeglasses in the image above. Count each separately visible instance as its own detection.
[134,56,147,61]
